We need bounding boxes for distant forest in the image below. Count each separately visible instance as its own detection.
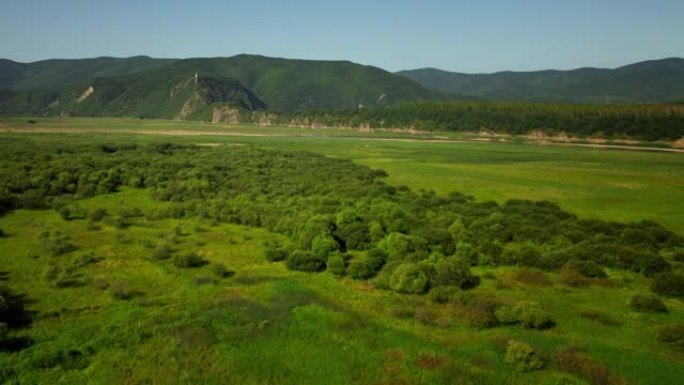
[287,102,684,141]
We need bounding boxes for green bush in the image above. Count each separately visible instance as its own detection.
[347,260,376,280]
[0,227,4,237]
[153,245,173,260]
[212,263,235,279]
[651,272,684,297]
[495,301,554,329]
[628,294,668,313]
[504,340,546,372]
[366,248,387,272]
[658,324,684,352]
[311,234,339,259]
[172,252,207,268]
[266,246,287,262]
[286,250,326,272]
[424,256,479,289]
[672,249,684,262]
[89,208,107,221]
[565,259,607,278]
[327,253,347,276]
[389,263,429,294]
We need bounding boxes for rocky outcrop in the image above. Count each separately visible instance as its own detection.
[76,86,94,103]
[212,106,240,124]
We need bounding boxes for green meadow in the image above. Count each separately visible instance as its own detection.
[1,119,684,384]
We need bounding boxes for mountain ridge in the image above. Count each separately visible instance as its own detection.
[397,57,684,104]
[0,54,460,117]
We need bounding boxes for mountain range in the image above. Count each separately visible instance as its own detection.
[0,55,682,120]
[397,58,684,104]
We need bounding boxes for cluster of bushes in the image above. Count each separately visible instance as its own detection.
[1,140,682,300]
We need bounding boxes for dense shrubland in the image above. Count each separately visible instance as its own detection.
[0,138,682,301]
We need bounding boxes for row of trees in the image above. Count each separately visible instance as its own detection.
[286,101,684,141]
[0,139,682,297]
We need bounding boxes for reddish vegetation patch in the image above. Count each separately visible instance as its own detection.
[415,353,447,370]
[556,347,625,385]
[514,268,553,287]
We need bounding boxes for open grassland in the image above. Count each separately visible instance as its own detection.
[1,189,683,384]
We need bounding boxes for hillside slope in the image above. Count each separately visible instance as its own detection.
[0,56,177,91]
[397,58,684,104]
[0,55,457,116]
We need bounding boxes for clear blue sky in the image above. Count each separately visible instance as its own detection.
[1,0,682,73]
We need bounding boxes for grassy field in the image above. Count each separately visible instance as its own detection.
[1,188,683,384]
[1,119,684,384]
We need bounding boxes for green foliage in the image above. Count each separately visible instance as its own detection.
[42,232,78,256]
[326,252,347,276]
[152,244,173,260]
[310,234,339,259]
[172,252,207,268]
[421,255,479,289]
[286,250,326,272]
[212,263,235,279]
[658,324,684,352]
[628,294,668,313]
[565,259,608,278]
[504,340,546,372]
[651,272,684,297]
[388,263,429,294]
[495,301,554,329]
[347,260,376,280]
[292,100,684,141]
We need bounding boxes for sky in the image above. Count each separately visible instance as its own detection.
[1,0,682,73]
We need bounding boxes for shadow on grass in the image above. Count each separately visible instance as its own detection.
[1,285,36,353]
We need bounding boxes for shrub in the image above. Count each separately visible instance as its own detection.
[637,252,671,277]
[651,272,684,297]
[366,248,387,272]
[658,324,684,352]
[559,263,590,287]
[264,245,288,262]
[672,249,684,262]
[90,209,107,222]
[453,293,501,328]
[0,227,4,237]
[286,250,326,272]
[58,206,72,221]
[565,259,607,278]
[425,256,479,289]
[347,260,376,280]
[514,268,552,286]
[327,252,347,276]
[429,286,461,304]
[110,282,139,300]
[555,347,624,385]
[504,340,546,372]
[389,263,429,294]
[172,252,207,268]
[43,234,78,256]
[212,263,235,279]
[153,245,173,260]
[495,301,554,329]
[628,294,668,313]
[311,234,339,259]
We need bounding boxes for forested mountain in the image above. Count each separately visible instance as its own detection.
[0,55,454,117]
[397,58,684,104]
